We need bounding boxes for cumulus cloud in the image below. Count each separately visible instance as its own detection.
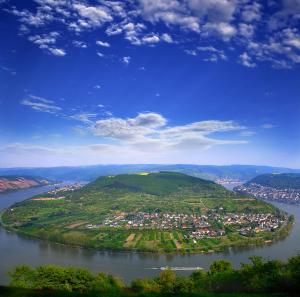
[121,56,131,65]
[28,32,66,56]
[90,112,247,152]
[96,40,110,47]
[4,0,300,68]
[241,2,261,22]
[239,52,256,68]
[72,3,112,29]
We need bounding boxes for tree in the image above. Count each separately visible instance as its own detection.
[209,260,233,275]
[157,269,177,293]
[190,269,207,292]
[131,278,160,293]
[9,265,34,288]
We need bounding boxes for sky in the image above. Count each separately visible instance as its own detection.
[0,0,300,168]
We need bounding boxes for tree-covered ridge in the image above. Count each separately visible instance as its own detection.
[84,172,232,197]
[248,173,300,189]
[1,172,290,253]
[4,255,300,296]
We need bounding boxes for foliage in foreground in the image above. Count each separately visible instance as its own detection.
[7,255,300,296]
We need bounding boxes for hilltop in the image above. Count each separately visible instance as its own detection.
[1,172,291,253]
[0,176,50,193]
[248,173,300,189]
[84,171,229,196]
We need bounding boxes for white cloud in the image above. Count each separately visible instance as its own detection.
[239,52,256,68]
[28,32,66,56]
[203,22,237,40]
[73,3,112,28]
[5,0,300,68]
[184,45,226,61]
[121,56,131,65]
[70,113,97,124]
[239,23,255,38]
[90,112,247,152]
[48,48,66,56]
[0,110,254,166]
[96,52,105,57]
[73,40,87,48]
[241,2,261,22]
[96,40,110,47]
[141,33,160,44]
[21,94,62,114]
[161,33,173,43]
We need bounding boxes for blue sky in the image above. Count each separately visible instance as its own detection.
[0,0,300,168]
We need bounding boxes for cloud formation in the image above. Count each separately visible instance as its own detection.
[21,95,62,114]
[2,0,300,68]
[90,112,247,152]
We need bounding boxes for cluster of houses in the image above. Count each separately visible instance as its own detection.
[47,183,84,196]
[234,183,300,204]
[189,229,226,240]
[101,212,211,230]
[187,212,283,240]
[85,210,284,240]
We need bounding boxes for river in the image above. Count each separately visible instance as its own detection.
[0,185,300,285]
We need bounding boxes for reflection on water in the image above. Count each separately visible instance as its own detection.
[0,185,300,285]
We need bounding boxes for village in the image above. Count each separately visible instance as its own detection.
[47,183,84,196]
[86,210,285,240]
[234,183,300,204]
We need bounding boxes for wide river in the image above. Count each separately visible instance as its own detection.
[0,185,300,285]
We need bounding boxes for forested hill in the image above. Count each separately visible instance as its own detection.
[247,173,300,189]
[84,171,232,197]
[0,176,50,193]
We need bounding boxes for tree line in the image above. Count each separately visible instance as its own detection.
[6,255,300,296]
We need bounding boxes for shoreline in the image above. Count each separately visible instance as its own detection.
[0,214,294,256]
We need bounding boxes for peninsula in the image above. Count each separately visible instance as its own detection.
[1,172,292,253]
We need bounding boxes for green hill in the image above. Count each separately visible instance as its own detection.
[84,171,229,196]
[248,173,300,189]
[1,172,290,253]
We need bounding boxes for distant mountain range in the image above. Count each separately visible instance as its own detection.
[247,173,300,189]
[0,164,299,182]
[0,176,50,193]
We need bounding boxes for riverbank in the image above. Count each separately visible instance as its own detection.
[1,216,293,255]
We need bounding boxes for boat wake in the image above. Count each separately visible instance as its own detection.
[146,266,202,271]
